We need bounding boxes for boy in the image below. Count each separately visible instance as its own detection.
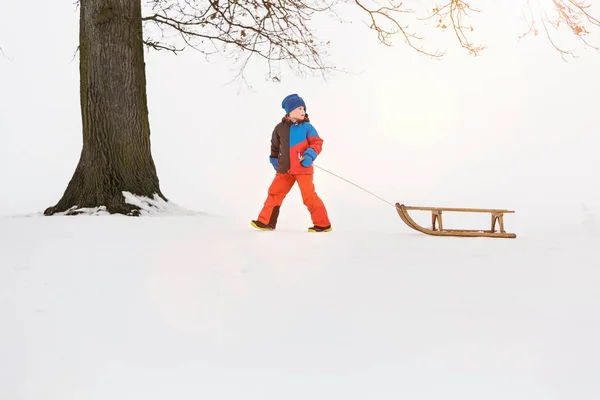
[251,93,332,232]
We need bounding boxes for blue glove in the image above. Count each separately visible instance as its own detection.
[300,148,317,167]
[269,157,278,170]
[300,153,314,167]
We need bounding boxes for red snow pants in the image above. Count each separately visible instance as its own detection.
[257,173,331,228]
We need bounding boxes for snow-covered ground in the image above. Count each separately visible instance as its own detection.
[2,196,600,400]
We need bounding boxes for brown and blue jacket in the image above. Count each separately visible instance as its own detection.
[270,114,323,175]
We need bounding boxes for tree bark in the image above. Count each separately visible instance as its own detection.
[45,0,166,216]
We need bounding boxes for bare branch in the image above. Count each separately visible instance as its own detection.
[353,0,445,57]
[418,1,485,56]
[143,39,183,54]
[142,0,340,81]
[519,0,600,59]
[69,46,80,64]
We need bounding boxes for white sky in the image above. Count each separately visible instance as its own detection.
[1,0,599,235]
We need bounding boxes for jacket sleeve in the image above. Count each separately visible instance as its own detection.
[270,126,280,158]
[305,123,323,160]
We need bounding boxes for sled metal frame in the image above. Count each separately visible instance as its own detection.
[395,203,516,238]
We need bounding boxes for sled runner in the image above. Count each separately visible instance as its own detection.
[395,203,516,238]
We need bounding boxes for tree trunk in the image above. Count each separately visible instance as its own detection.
[45,0,166,216]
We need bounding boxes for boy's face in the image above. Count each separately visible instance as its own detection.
[289,106,305,120]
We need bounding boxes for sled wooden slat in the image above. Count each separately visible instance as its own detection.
[395,203,517,239]
[402,206,515,214]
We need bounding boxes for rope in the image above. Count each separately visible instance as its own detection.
[313,164,396,208]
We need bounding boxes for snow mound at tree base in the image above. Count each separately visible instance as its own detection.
[123,192,201,216]
[30,192,202,217]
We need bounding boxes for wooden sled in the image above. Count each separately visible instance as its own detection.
[395,203,516,238]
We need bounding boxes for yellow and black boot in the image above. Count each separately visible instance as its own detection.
[251,220,275,231]
[308,225,332,233]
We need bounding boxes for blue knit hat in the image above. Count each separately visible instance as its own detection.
[281,93,306,115]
